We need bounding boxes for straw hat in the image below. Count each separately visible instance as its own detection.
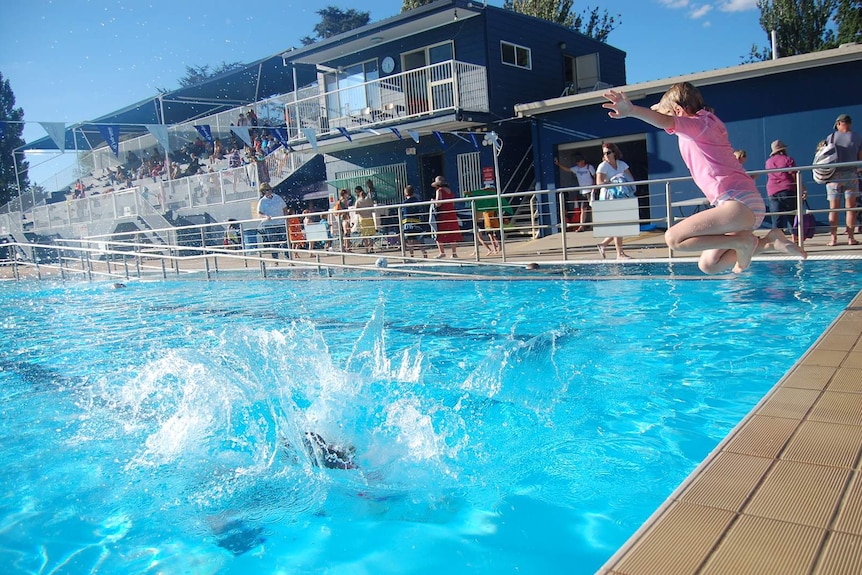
[770,140,787,156]
[431,175,449,188]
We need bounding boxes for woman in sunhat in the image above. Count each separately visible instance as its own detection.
[765,139,802,243]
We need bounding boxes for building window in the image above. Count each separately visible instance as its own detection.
[501,41,531,70]
[564,53,602,93]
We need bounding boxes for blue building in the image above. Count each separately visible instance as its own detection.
[13,0,627,242]
[275,0,626,208]
[515,43,862,232]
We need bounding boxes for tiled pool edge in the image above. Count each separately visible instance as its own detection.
[598,289,862,575]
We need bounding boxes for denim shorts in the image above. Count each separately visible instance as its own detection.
[826,169,861,200]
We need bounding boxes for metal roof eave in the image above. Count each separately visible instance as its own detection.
[515,43,862,118]
[280,0,484,67]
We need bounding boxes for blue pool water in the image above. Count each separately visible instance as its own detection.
[1,260,860,574]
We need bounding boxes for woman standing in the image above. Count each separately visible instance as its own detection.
[430,176,462,258]
[764,140,801,243]
[354,188,376,253]
[595,142,633,259]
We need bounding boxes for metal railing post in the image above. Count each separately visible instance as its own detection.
[559,190,568,261]
[665,182,674,261]
[795,171,805,248]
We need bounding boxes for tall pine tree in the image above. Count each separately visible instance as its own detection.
[0,71,29,208]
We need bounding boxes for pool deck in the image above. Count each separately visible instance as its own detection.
[3,229,862,574]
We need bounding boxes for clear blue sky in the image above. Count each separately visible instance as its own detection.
[1,0,766,184]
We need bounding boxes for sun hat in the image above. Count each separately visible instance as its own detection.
[431,176,449,188]
[835,113,852,127]
[770,140,787,156]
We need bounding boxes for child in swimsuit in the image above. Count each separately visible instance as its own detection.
[601,82,806,274]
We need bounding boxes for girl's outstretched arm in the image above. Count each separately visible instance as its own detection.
[602,90,674,131]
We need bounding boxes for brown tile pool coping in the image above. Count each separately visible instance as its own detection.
[598,289,862,575]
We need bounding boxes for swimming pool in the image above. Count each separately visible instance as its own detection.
[1,260,859,574]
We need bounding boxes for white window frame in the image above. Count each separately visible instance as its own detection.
[500,41,531,70]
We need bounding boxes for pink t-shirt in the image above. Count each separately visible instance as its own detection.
[667,110,757,204]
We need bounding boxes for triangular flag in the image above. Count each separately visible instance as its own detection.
[302,128,318,153]
[146,124,170,152]
[39,122,66,152]
[268,127,290,148]
[231,126,252,147]
[97,125,120,157]
[194,124,214,145]
[407,130,420,143]
[337,127,352,142]
[389,127,402,140]
[433,131,445,147]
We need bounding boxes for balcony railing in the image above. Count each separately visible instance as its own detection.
[27,147,316,232]
[284,60,489,142]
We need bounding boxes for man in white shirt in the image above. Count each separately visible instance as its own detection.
[257,183,288,261]
[555,153,596,232]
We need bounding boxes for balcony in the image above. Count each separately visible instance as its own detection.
[284,60,489,143]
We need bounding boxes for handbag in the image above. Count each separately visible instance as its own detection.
[600,173,636,201]
[793,199,816,239]
[428,204,438,235]
[813,133,838,184]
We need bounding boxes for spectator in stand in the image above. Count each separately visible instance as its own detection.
[74,179,85,200]
[151,162,164,182]
[237,112,248,126]
[169,162,182,180]
[228,148,242,169]
[184,154,202,177]
[211,138,225,162]
[247,108,259,127]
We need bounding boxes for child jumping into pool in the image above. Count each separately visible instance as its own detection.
[601,82,806,274]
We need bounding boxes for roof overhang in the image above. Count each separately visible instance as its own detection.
[515,43,862,118]
[289,113,488,155]
[282,0,484,67]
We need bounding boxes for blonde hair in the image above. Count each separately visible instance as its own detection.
[656,82,711,115]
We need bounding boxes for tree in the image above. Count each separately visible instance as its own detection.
[401,0,433,10]
[177,61,246,89]
[503,0,620,42]
[835,0,862,45]
[300,7,371,46]
[746,0,837,61]
[0,71,29,208]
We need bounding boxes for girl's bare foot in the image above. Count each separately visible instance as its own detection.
[732,233,759,273]
[765,228,808,259]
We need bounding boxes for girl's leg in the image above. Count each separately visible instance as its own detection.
[664,200,758,273]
